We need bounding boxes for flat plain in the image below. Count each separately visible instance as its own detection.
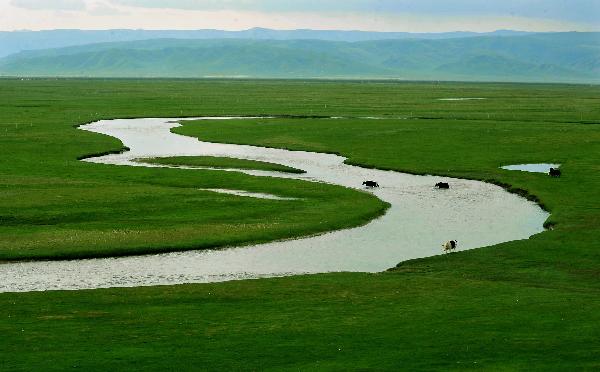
[0,79,599,370]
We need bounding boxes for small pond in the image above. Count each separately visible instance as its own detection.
[501,163,560,174]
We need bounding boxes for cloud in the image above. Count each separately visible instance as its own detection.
[10,0,87,11]
[109,0,600,25]
[1,0,597,31]
[88,2,128,16]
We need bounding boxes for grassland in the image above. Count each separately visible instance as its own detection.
[137,156,304,173]
[0,80,387,261]
[0,79,599,370]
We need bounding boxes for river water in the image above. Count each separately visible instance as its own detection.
[501,163,560,174]
[0,117,549,292]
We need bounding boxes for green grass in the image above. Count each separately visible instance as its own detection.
[137,155,305,173]
[0,80,389,261]
[2,273,598,371]
[0,78,599,370]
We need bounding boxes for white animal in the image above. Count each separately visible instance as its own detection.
[442,240,458,253]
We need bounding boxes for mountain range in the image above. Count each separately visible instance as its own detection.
[0,31,598,83]
[0,28,532,58]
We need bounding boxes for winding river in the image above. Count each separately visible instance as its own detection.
[0,117,549,292]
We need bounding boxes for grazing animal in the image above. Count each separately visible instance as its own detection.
[435,182,450,189]
[549,168,561,177]
[363,180,379,188]
[442,240,458,253]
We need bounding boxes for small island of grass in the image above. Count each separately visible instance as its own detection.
[136,156,305,174]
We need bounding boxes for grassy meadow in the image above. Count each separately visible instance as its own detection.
[0,78,599,370]
[0,79,389,261]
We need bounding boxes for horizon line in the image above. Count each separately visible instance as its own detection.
[1,27,597,34]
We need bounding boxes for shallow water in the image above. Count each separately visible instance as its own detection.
[0,117,549,292]
[501,163,560,174]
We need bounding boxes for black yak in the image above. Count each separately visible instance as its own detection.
[362,180,379,188]
[549,168,561,177]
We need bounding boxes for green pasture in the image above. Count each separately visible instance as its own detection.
[0,80,390,260]
[0,79,598,370]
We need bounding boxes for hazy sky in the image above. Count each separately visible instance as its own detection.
[1,0,598,32]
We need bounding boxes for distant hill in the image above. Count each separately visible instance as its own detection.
[1,32,598,83]
[0,28,533,58]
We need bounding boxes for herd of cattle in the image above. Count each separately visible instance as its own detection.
[360,166,560,254]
